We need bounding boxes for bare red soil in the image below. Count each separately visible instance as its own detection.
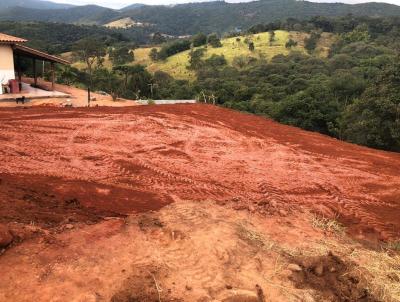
[0,78,137,107]
[0,104,399,242]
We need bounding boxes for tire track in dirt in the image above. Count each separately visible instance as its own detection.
[155,204,236,292]
[0,105,399,241]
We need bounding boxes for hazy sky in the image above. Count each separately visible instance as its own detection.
[50,0,400,9]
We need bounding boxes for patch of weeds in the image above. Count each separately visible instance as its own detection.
[290,252,380,302]
[236,223,274,251]
[137,215,163,231]
[347,247,400,301]
[311,214,345,234]
[386,241,400,251]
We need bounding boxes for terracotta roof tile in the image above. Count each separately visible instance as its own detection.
[0,33,27,43]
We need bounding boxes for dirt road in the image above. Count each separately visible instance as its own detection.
[0,104,399,242]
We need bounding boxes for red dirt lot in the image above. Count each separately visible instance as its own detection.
[0,104,399,242]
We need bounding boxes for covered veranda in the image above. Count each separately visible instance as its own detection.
[0,82,69,101]
[1,44,70,101]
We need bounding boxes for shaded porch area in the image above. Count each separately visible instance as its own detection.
[13,44,69,91]
[0,82,69,101]
[1,44,70,101]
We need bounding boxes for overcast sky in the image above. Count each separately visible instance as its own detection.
[50,0,400,9]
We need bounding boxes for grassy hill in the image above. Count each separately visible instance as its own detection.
[133,30,335,80]
[69,30,335,80]
[105,17,154,29]
[105,17,136,29]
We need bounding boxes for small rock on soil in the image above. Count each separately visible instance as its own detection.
[0,224,13,248]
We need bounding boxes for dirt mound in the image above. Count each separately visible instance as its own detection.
[290,252,378,301]
[0,104,399,243]
[111,265,182,302]
[0,200,398,302]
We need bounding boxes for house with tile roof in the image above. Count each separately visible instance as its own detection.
[0,32,70,98]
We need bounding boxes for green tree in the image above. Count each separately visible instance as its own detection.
[192,33,207,47]
[340,98,400,151]
[248,41,255,51]
[113,65,140,92]
[149,48,159,61]
[274,86,340,135]
[205,54,227,67]
[232,55,247,69]
[269,30,275,46]
[328,71,366,103]
[304,32,321,54]
[188,48,206,70]
[341,24,370,44]
[157,39,192,60]
[285,38,297,49]
[92,68,123,101]
[127,64,153,99]
[58,65,79,86]
[109,46,134,66]
[72,38,106,106]
[208,34,222,48]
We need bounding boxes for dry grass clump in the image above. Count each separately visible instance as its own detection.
[350,249,400,302]
[307,213,399,301]
[236,223,275,251]
[387,241,400,251]
[311,214,345,234]
[234,213,399,301]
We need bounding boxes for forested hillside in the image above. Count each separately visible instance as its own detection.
[0,0,74,10]
[0,5,119,25]
[2,0,400,34]
[0,21,153,53]
[120,0,400,34]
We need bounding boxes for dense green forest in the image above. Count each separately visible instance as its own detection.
[0,21,153,53]
[58,15,400,152]
[0,5,119,25]
[2,0,400,35]
[119,0,400,35]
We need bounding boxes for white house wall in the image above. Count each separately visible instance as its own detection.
[0,44,15,94]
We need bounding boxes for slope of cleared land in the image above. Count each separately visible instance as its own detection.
[0,104,399,301]
[137,31,334,80]
[105,17,138,28]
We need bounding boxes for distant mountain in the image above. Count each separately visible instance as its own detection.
[120,0,400,34]
[120,3,147,11]
[0,0,74,10]
[1,0,400,34]
[0,5,120,25]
